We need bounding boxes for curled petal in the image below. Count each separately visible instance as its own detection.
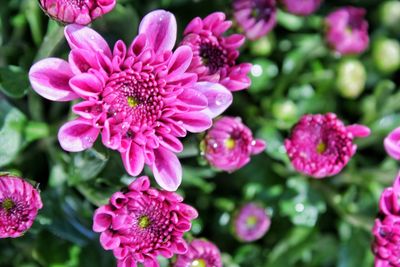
[93,205,114,232]
[69,72,104,99]
[152,146,182,191]
[193,82,233,118]
[121,141,145,176]
[139,10,177,54]
[168,46,193,77]
[58,119,100,152]
[29,58,79,101]
[172,112,212,133]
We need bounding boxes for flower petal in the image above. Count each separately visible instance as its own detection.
[58,119,100,152]
[251,139,266,154]
[65,24,112,58]
[138,10,177,54]
[346,124,371,138]
[29,58,79,101]
[193,82,233,118]
[121,141,145,176]
[69,73,103,99]
[152,147,182,191]
[167,45,193,77]
[172,111,212,133]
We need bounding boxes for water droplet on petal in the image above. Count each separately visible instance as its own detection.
[82,136,94,149]
[215,93,229,106]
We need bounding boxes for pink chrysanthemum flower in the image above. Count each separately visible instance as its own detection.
[285,113,370,178]
[233,203,270,242]
[174,239,222,267]
[29,10,232,191]
[92,176,198,267]
[233,0,277,40]
[202,116,266,172]
[181,12,251,92]
[0,175,43,238]
[280,0,322,16]
[372,173,400,267]
[384,127,400,160]
[325,7,369,55]
[39,0,116,25]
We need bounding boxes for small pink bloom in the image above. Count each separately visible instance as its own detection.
[0,174,43,238]
[181,12,251,92]
[39,0,116,25]
[234,203,270,242]
[202,116,266,172]
[384,127,400,160]
[280,0,322,16]
[285,113,370,178]
[174,239,222,267]
[233,0,277,40]
[372,173,400,267]
[325,7,369,55]
[93,176,198,267]
[29,10,232,191]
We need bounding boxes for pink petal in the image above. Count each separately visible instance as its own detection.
[384,127,400,160]
[121,141,145,176]
[183,17,203,35]
[346,124,371,138]
[193,82,233,118]
[68,49,99,74]
[64,24,112,58]
[128,176,151,192]
[138,10,177,54]
[152,147,182,191]
[251,139,266,154]
[100,230,120,250]
[69,73,103,99]
[167,45,193,77]
[58,119,100,152]
[29,58,79,101]
[177,88,208,111]
[172,112,212,133]
[92,205,114,232]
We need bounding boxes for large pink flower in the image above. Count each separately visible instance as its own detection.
[202,116,266,172]
[174,239,222,267]
[29,10,232,191]
[325,7,369,55]
[372,173,400,267]
[0,174,43,238]
[280,0,322,16]
[181,12,251,92]
[39,0,116,25]
[233,0,277,40]
[285,113,370,178]
[92,176,198,267]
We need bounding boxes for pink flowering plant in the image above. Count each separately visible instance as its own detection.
[2,0,400,266]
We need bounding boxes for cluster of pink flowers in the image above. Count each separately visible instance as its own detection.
[285,113,370,178]
[0,175,42,238]
[372,173,400,267]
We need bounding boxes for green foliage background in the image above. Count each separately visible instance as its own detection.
[0,0,399,266]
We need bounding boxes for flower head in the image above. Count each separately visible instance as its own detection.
[0,175,43,238]
[174,239,222,267]
[285,113,370,178]
[181,12,251,92]
[92,176,198,267]
[39,0,116,25]
[234,203,270,242]
[233,0,277,40]
[202,116,266,172]
[384,127,400,160]
[325,7,369,55]
[29,10,232,191]
[372,173,400,267]
[280,0,322,16]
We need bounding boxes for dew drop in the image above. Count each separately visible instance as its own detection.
[82,136,94,149]
[215,93,229,106]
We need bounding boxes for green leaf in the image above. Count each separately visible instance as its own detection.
[0,99,27,167]
[0,66,30,98]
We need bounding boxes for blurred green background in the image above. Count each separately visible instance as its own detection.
[1,0,400,266]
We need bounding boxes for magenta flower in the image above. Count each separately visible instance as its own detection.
[202,116,266,172]
[372,173,400,267]
[384,127,400,160]
[233,0,277,40]
[38,0,116,25]
[174,239,222,267]
[29,10,232,191]
[181,12,251,92]
[325,7,369,55]
[92,176,198,267]
[285,113,370,178]
[233,203,270,242]
[280,0,322,16]
[0,175,43,238]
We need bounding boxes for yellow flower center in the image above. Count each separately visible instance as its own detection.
[246,215,258,227]
[138,215,150,229]
[1,198,14,212]
[225,138,236,149]
[190,259,206,267]
[316,141,327,154]
[127,96,139,108]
